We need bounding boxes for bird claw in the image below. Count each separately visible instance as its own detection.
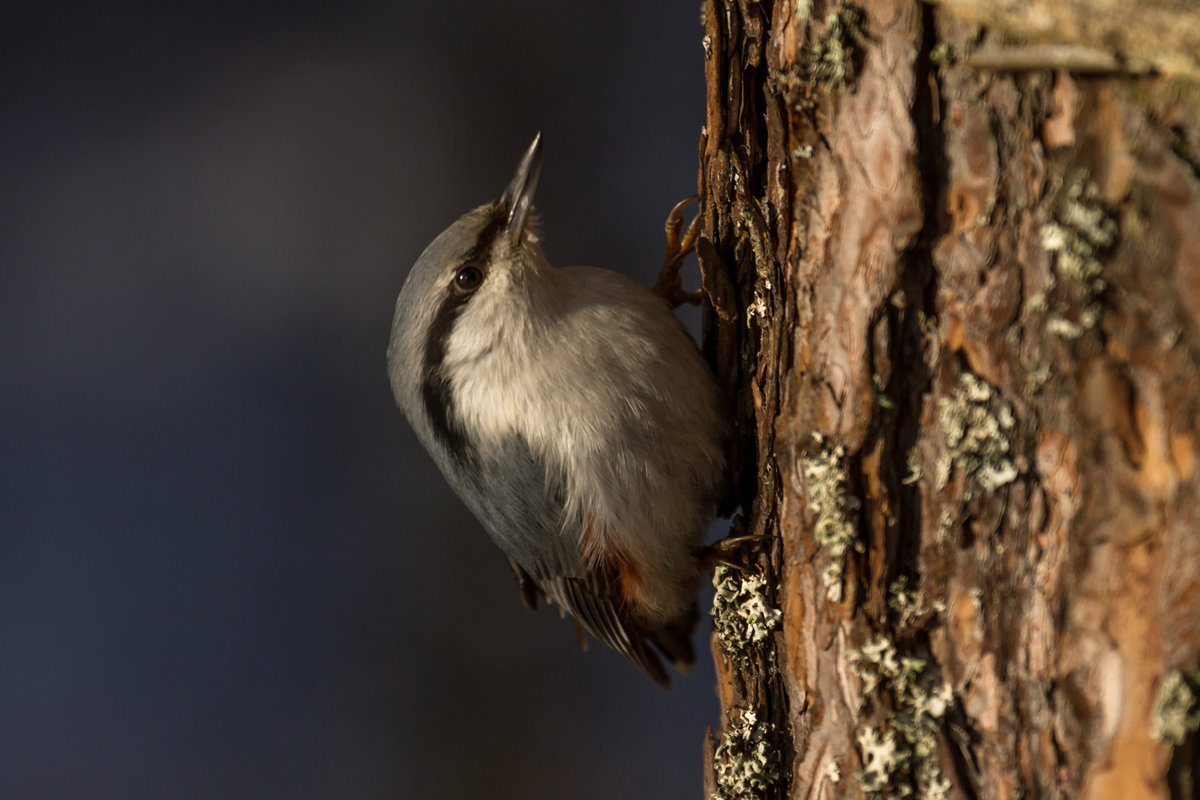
[698,533,763,573]
[655,195,703,308]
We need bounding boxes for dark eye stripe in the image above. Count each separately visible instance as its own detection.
[419,213,505,470]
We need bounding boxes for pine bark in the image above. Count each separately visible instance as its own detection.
[697,1,1200,798]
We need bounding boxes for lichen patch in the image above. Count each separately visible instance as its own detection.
[712,708,779,800]
[801,436,861,602]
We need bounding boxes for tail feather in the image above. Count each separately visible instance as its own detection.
[554,575,672,687]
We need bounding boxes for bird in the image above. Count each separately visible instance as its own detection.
[386,134,726,687]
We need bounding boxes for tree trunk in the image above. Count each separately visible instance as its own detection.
[697,1,1200,798]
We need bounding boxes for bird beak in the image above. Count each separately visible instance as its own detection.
[500,132,543,247]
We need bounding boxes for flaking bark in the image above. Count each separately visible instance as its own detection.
[697,1,1200,798]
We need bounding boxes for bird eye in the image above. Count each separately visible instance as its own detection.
[454,265,484,293]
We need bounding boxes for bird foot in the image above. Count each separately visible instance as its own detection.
[654,195,704,308]
[698,533,762,573]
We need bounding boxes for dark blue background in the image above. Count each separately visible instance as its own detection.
[1,2,720,798]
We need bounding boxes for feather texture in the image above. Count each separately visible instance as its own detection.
[387,140,725,687]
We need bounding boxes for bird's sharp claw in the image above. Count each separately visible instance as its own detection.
[657,195,702,308]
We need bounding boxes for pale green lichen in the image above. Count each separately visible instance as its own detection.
[713,708,778,800]
[902,448,922,485]
[791,143,815,160]
[1025,361,1051,395]
[802,436,861,602]
[807,8,865,93]
[712,565,782,662]
[935,508,955,543]
[1151,670,1200,746]
[1046,173,1117,284]
[858,726,901,793]
[849,634,956,798]
[888,575,922,630]
[1040,170,1117,339]
[1044,316,1085,339]
[874,373,896,410]
[745,287,769,329]
[929,42,956,66]
[937,373,1017,496]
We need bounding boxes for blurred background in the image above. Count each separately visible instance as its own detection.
[0,2,719,798]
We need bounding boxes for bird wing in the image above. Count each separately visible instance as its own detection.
[548,573,671,688]
[460,435,672,687]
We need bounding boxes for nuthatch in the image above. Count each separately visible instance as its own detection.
[387,134,726,687]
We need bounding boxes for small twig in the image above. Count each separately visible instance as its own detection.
[966,44,1155,75]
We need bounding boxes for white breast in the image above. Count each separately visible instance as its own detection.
[442,262,725,620]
